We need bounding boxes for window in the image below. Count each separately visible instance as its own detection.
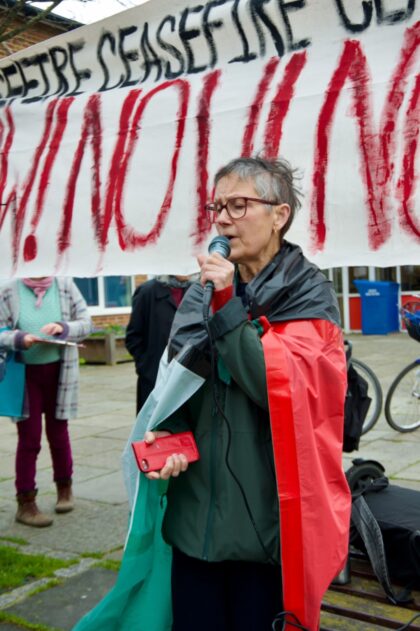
[331,268,343,294]
[349,266,368,293]
[375,267,397,282]
[401,266,420,292]
[321,268,343,294]
[74,278,99,306]
[74,276,135,312]
[104,276,132,307]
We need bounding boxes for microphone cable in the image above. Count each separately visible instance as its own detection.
[202,302,278,566]
[203,294,308,631]
[272,611,310,630]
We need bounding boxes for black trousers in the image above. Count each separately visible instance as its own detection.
[171,547,283,631]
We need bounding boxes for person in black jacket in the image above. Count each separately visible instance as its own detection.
[125,275,194,413]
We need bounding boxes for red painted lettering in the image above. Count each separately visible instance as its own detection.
[24,97,74,261]
[241,57,280,156]
[193,69,221,247]
[263,51,307,158]
[397,73,420,238]
[311,23,420,252]
[111,79,190,251]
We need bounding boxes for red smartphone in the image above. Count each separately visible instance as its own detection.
[132,431,200,473]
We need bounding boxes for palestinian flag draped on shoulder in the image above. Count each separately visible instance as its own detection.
[73,241,350,631]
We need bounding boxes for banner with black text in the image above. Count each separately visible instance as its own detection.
[0,0,418,276]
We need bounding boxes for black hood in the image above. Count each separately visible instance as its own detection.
[168,241,340,362]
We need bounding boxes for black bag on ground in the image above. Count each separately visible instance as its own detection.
[343,363,371,452]
[351,476,420,598]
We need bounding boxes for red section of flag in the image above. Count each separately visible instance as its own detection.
[262,319,351,630]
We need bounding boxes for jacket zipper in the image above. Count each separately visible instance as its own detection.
[202,396,220,560]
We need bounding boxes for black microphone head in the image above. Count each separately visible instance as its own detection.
[208,235,231,258]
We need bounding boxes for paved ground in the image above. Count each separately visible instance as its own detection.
[0,332,419,629]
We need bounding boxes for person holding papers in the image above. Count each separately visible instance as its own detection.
[0,277,92,527]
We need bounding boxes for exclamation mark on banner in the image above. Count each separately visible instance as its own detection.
[23,97,74,262]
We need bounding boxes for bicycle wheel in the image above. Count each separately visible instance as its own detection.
[351,358,383,434]
[384,360,420,432]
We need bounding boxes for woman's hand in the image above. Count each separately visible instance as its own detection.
[23,334,39,349]
[197,252,234,291]
[143,430,190,480]
[41,323,63,336]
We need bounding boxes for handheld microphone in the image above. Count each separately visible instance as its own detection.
[205,235,231,291]
[207,235,231,259]
[202,235,231,318]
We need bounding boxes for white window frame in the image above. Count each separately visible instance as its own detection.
[83,276,137,316]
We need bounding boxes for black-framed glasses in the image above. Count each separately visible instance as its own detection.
[204,196,278,220]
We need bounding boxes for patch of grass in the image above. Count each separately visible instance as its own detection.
[0,546,76,592]
[0,535,28,545]
[94,559,121,572]
[0,610,60,630]
[79,551,104,559]
[26,578,61,597]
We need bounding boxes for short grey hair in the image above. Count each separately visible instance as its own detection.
[214,156,302,238]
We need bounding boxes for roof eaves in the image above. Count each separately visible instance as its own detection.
[0,0,82,30]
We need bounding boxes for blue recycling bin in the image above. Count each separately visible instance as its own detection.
[354,280,399,335]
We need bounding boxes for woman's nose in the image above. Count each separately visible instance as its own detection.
[215,207,231,224]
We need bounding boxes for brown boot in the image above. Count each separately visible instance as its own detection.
[55,480,74,514]
[16,490,53,527]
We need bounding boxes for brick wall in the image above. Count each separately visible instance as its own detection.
[92,314,130,330]
[134,274,148,287]
[0,12,71,58]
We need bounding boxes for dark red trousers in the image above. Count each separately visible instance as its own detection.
[15,362,73,494]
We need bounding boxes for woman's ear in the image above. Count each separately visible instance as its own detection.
[273,203,291,232]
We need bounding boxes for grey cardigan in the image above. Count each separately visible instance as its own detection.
[0,278,92,420]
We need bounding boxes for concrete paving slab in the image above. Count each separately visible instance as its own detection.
[394,462,420,480]
[0,422,16,437]
[74,470,127,505]
[94,426,133,441]
[0,480,20,501]
[390,429,420,443]
[5,567,117,631]
[0,437,16,454]
[75,401,128,418]
[68,424,116,439]
[71,436,127,457]
[0,498,18,535]
[72,449,124,471]
[69,416,133,432]
[0,464,119,501]
[0,461,14,480]
[0,499,128,554]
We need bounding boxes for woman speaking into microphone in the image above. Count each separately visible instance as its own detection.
[142,156,350,631]
[74,156,350,631]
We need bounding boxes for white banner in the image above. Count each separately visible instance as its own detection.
[0,0,418,277]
